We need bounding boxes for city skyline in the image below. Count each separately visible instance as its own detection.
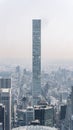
[0,0,73,65]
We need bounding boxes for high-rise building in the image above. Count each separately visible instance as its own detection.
[26,106,34,125]
[0,88,11,130]
[0,123,3,130]
[0,78,11,88]
[34,106,54,126]
[71,86,73,130]
[32,19,41,105]
[0,104,5,130]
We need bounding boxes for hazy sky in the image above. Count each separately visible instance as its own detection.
[0,0,73,65]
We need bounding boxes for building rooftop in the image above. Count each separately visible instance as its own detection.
[27,106,34,110]
[34,105,53,110]
[12,126,58,130]
[17,109,26,113]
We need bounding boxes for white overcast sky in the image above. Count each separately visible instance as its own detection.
[0,0,73,65]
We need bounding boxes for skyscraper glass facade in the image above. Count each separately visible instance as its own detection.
[0,89,11,130]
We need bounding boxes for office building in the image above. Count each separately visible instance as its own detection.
[0,88,11,130]
[0,104,5,130]
[17,109,26,126]
[0,78,11,88]
[71,86,73,130]
[17,107,34,126]
[32,19,41,105]
[26,106,34,125]
[60,105,67,120]
[15,66,20,73]
[0,123,3,130]
[34,105,54,126]
[63,95,71,130]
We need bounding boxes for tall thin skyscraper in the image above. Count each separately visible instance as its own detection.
[32,19,41,105]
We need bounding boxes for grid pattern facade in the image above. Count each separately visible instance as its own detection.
[0,89,11,130]
[0,78,11,88]
[32,19,41,105]
[0,105,5,130]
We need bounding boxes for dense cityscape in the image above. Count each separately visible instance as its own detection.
[0,19,73,130]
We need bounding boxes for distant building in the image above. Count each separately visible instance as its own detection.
[60,105,67,120]
[0,88,11,130]
[32,19,41,105]
[63,95,71,130]
[0,78,11,88]
[63,88,73,130]
[15,66,20,73]
[0,104,5,130]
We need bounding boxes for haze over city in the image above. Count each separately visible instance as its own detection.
[0,0,73,67]
[1,1,73,130]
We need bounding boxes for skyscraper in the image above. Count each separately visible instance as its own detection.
[71,86,73,130]
[26,106,34,125]
[0,123,3,130]
[32,19,41,105]
[0,104,5,130]
[0,78,11,88]
[35,106,54,126]
[0,89,11,130]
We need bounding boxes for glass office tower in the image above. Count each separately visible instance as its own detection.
[0,78,11,88]
[32,19,41,105]
[0,89,11,130]
[0,104,5,130]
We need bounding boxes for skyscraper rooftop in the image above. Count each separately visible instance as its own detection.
[12,126,58,130]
